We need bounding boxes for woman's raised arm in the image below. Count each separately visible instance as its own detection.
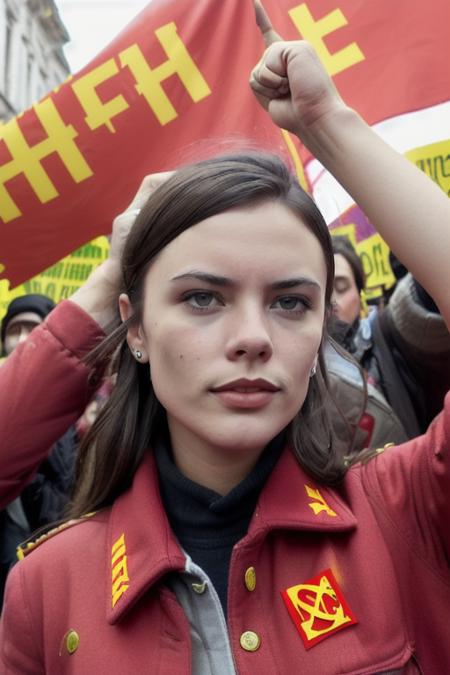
[250,1,450,328]
[70,172,172,329]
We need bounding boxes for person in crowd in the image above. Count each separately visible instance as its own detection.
[331,235,366,326]
[326,237,408,449]
[357,271,450,437]
[0,4,449,673]
[0,295,78,609]
[324,339,407,454]
[1,294,55,357]
[328,234,450,437]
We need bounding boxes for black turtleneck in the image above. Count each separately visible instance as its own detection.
[154,433,285,618]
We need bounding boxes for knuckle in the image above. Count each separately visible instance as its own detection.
[298,40,316,58]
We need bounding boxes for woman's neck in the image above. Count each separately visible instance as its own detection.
[167,421,266,496]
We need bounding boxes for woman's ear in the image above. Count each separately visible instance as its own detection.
[118,293,149,363]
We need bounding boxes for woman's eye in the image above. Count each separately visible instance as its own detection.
[334,280,350,294]
[184,291,221,310]
[272,296,309,313]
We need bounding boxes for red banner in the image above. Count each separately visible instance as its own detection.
[1,0,450,287]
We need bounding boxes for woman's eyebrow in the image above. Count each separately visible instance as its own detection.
[270,277,321,291]
[170,271,321,291]
[170,271,232,286]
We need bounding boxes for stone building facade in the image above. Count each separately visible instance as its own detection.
[0,0,70,121]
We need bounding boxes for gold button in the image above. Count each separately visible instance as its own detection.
[240,631,261,652]
[244,566,256,592]
[192,581,207,594]
[65,630,80,655]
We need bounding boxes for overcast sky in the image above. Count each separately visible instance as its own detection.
[55,0,151,73]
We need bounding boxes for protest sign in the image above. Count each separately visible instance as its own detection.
[0,236,109,320]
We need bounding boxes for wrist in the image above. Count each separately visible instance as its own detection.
[70,259,122,329]
[296,104,359,161]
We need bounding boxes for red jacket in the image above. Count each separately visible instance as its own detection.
[0,301,104,511]
[1,302,449,674]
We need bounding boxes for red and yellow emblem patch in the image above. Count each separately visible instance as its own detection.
[281,569,357,649]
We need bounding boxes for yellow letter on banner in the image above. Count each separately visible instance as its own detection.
[289,3,364,76]
[72,59,130,133]
[0,99,93,223]
[405,140,450,197]
[119,22,211,126]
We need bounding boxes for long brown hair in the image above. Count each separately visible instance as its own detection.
[70,152,344,518]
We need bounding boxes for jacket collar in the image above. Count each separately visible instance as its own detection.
[106,452,185,624]
[106,447,357,623]
[247,446,357,539]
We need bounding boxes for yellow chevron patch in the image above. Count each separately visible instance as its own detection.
[111,533,130,607]
[305,485,337,517]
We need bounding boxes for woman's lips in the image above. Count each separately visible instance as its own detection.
[211,388,278,409]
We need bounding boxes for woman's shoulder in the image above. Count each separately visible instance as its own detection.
[17,510,109,567]
[1,510,112,671]
[341,392,449,533]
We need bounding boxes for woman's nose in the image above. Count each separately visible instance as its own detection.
[225,308,273,362]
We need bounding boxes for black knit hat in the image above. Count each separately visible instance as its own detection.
[1,294,55,344]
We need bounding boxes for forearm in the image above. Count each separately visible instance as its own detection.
[301,106,450,327]
[0,302,105,508]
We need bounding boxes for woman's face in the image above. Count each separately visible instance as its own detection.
[127,201,327,463]
[332,253,361,325]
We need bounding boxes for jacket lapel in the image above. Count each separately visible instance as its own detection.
[105,452,185,624]
[250,447,357,536]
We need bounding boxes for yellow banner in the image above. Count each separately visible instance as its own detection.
[405,139,450,197]
[330,224,395,299]
[0,236,109,321]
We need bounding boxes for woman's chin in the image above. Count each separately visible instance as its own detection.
[207,426,286,455]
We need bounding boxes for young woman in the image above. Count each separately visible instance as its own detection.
[0,6,449,674]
